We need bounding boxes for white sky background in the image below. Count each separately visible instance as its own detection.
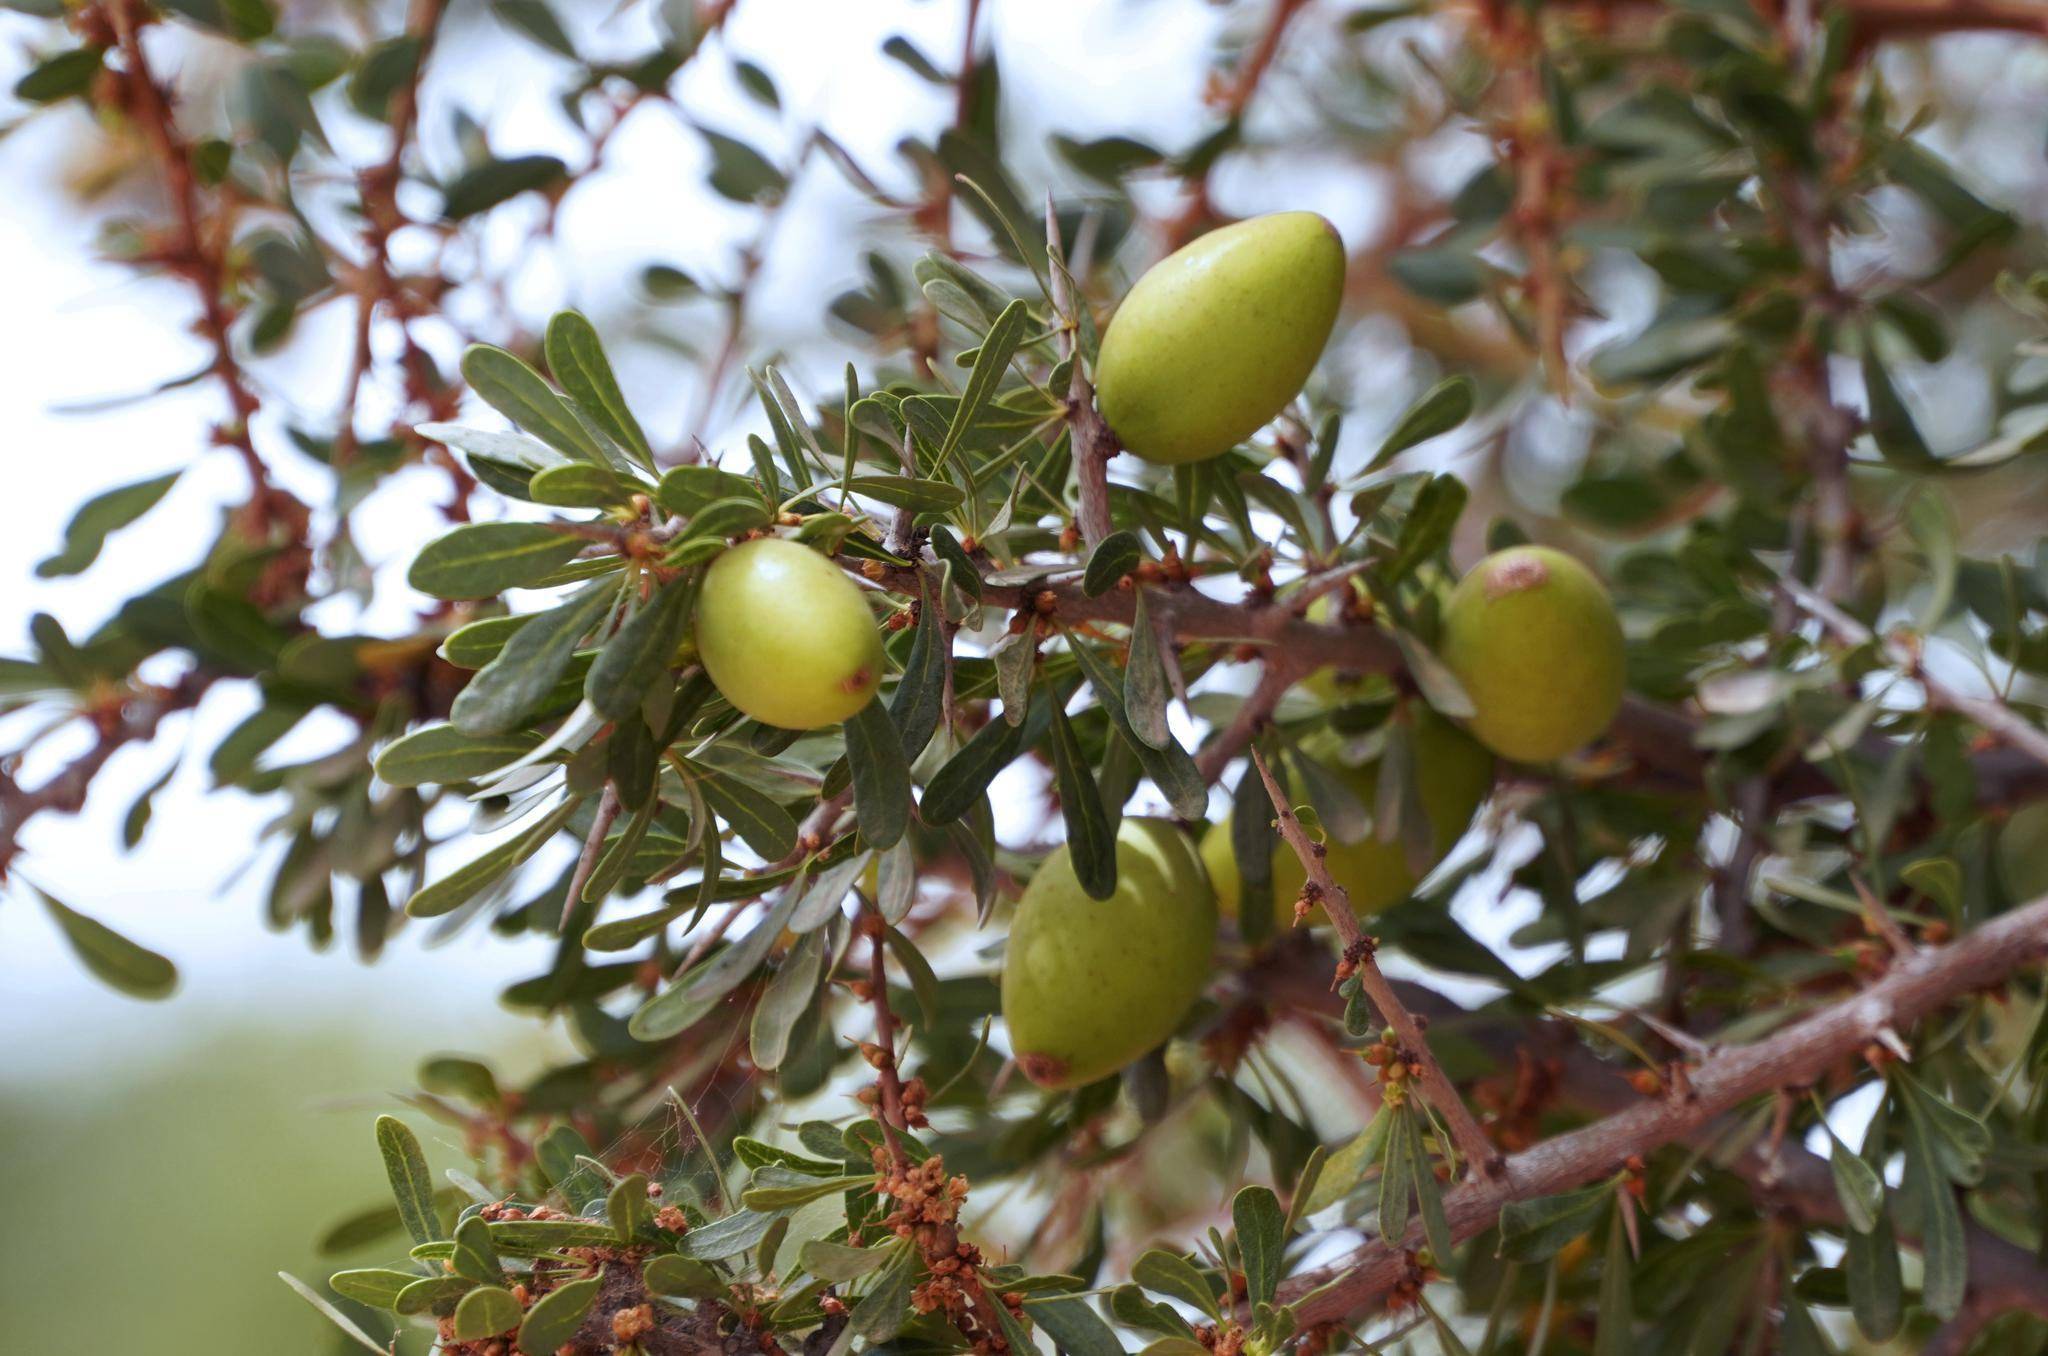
[0,0,1279,1084]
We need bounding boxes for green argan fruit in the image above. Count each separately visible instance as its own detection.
[1093,212,1345,466]
[1439,545,1625,763]
[1201,711,1492,928]
[694,537,884,730]
[1002,818,1216,1090]
[1997,802,2048,904]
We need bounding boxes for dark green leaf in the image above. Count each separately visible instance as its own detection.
[375,724,541,788]
[1498,1181,1612,1262]
[1368,376,1475,472]
[889,579,948,760]
[36,472,179,578]
[452,1284,521,1339]
[936,298,1031,469]
[374,1115,443,1246]
[404,797,579,918]
[461,344,609,463]
[32,886,177,999]
[518,1273,602,1350]
[585,577,691,722]
[547,310,652,467]
[843,699,913,850]
[442,154,568,219]
[1082,530,1143,597]
[407,522,585,600]
[1048,697,1115,899]
[1232,1185,1285,1307]
[450,582,614,735]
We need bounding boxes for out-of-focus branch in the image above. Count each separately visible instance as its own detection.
[1277,893,2048,1323]
[1164,0,1313,247]
[1246,745,1503,1178]
[0,672,212,878]
[104,0,298,533]
[1781,575,2048,771]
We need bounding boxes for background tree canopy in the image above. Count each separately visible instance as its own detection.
[5,0,2048,1353]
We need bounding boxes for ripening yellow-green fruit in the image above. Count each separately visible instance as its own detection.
[1093,212,1346,466]
[694,537,884,730]
[1201,711,1492,928]
[1997,802,2048,904]
[1001,818,1216,1090]
[1439,546,1625,763]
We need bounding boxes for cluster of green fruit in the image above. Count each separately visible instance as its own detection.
[685,214,1629,1093]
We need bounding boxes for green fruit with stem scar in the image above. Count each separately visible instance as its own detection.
[1093,211,1346,465]
[1439,545,1625,763]
[1200,710,1492,928]
[694,537,884,730]
[1001,818,1215,1090]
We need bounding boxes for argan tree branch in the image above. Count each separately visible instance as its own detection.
[1278,892,2048,1323]
[1247,744,1503,1178]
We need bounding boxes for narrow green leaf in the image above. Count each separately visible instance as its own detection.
[1123,590,1172,750]
[1132,1250,1219,1321]
[518,1272,602,1351]
[848,1245,918,1342]
[452,1284,522,1339]
[1048,696,1115,899]
[1379,1104,1415,1247]
[750,926,826,1071]
[1027,1294,1127,1356]
[1828,1131,1883,1233]
[889,578,948,760]
[461,343,609,463]
[1861,342,1936,467]
[644,1254,722,1296]
[1592,1208,1633,1356]
[374,1115,444,1246]
[843,699,912,850]
[1498,1180,1612,1262]
[1082,529,1142,597]
[37,471,180,578]
[1232,1185,1286,1307]
[278,1274,393,1354]
[1368,375,1475,472]
[695,767,799,860]
[936,298,1030,468]
[922,699,1035,824]
[546,310,653,467]
[450,582,614,734]
[31,886,177,999]
[847,474,966,511]
[608,1172,652,1244]
[404,797,579,918]
[585,576,692,722]
[407,522,585,600]
[374,724,540,788]
[327,1268,416,1308]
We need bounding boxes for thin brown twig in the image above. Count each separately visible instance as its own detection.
[1246,744,1504,1179]
[560,785,622,931]
[1047,195,1116,548]
[105,0,292,529]
[1780,574,2048,770]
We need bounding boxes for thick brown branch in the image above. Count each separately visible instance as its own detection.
[1247,746,1502,1178]
[1279,893,2048,1323]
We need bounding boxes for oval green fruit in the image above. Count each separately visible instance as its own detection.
[1201,710,1492,928]
[1439,545,1625,763]
[1093,211,1345,466]
[1002,818,1215,1090]
[1997,802,2048,904]
[694,537,884,730]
